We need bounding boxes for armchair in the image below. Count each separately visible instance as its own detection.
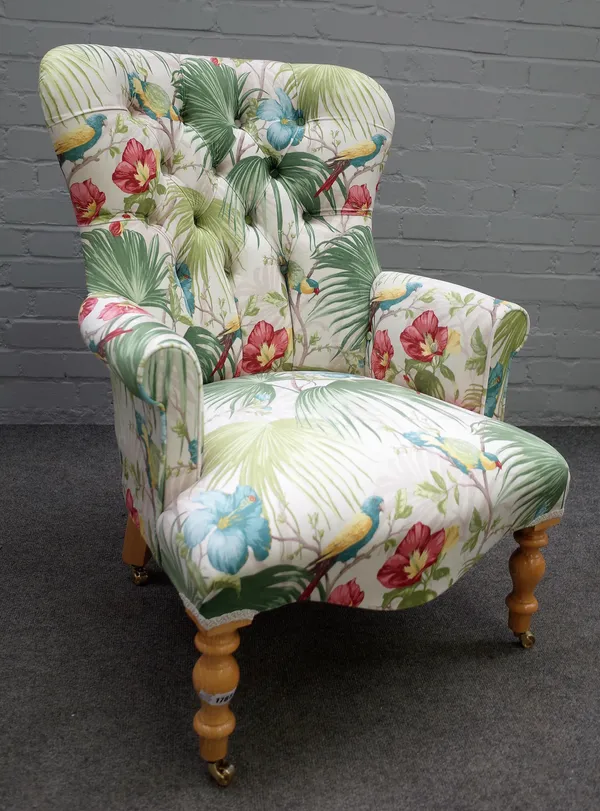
[40,45,569,786]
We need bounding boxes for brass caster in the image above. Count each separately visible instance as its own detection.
[518,630,536,649]
[207,759,236,787]
[131,565,149,586]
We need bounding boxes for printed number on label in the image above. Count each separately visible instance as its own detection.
[198,688,236,706]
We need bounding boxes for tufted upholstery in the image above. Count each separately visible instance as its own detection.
[40,46,395,380]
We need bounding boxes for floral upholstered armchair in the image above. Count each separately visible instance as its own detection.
[40,45,569,786]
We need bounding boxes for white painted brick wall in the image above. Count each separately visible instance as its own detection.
[0,0,599,424]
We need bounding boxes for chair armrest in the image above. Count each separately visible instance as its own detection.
[79,295,203,549]
[78,295,200,406]
[365,271,529,419]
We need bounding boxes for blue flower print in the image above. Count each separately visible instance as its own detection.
[257,89,305,150]
[184,485,271,574]
[188,438,198,465]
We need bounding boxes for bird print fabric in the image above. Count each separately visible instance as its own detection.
[40,45,566,631]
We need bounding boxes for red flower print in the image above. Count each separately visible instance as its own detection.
[210,57,221,65]
[78,296,98,326]
[341,184,372,217]
[125,488,140,528]
[99,301,148,321]
[328,578,365,607]
[241,320,289,374]
[371,329,394,380]
[400,311,448,363]
[112,138,157,194]
[109,214,131,237]
[377,522,446,589]
[70,180,106,226]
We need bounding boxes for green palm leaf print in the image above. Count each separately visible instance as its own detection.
[284,63,392,138]
[39,44,112,123]
[473,420,569,527]
[310,225,380,352]
[165,186,244,284]
[82,228,171,312]
[202,418,365,517]
[295,377,465,440]
[492,308,529,368]
[184,325,233,383]
[175,57,254,166]
[200,564,325,619]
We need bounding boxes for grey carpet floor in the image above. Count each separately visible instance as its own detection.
[0,425,599,811]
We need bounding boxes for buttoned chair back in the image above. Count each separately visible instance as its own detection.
[40,46,394,380]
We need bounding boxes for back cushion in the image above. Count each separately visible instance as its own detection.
[40,46,394,381]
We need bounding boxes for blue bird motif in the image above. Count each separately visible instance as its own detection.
[176,262,195,315]
[53,114,107,166]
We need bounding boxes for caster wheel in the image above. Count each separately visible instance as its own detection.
[518,630,536,649]
[131,565,149,586]
[208,759,236,787]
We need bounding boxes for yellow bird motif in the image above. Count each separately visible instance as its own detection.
[314,134,387,196]
[298,496,384,601]
[53,114,107,165]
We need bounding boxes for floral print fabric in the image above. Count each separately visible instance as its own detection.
[367,272,529,419]
[39,45,568,630]
[157,372,569,629]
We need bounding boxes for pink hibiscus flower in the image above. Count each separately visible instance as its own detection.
[99,301,148,321]
[126,488,140,528]
[400,311,448,363]
[328,578,365,607]
[78,296,98,326]
[70,180,106,226]
[377,522,446,589]
[371,329,394,380]
[341,184,372,217]
[112,138,157,194]
[109,214,132,237]
[241,321,289,374]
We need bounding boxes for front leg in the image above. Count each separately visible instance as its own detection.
[187,612,252,786]
[122,516,151,585]
[506,518,560,648]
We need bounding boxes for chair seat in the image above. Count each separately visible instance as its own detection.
[157,372,569,627]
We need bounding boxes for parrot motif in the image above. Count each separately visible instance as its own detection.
[403,432,502,474]
[128,73,180,121]
[484,361,504,417]
[53,114,107,166]
[298,496,384,602]
[314,134,387,197]
[135,411,162,491]
[369,280,422,330]
[285,260,320,297]
[175,262,195,315]
[211,314,242,377]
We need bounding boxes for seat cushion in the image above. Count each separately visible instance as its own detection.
[157,372,569,628]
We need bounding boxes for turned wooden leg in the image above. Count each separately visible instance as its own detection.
[187,611,252,786]
[506,517,560,648]
[122,516,151,585]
